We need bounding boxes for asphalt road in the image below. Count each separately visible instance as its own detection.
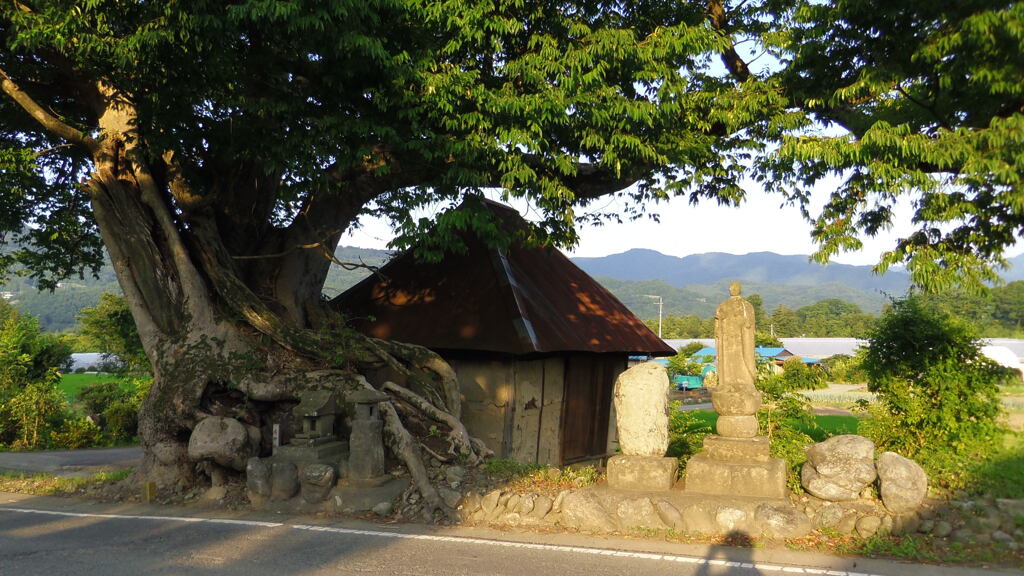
[0,494,1012,576]
[0,446,141,477]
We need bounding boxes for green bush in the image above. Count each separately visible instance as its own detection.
[820,353,867,384]
[778,357,826,390]
[757,370,817,491]
[6,373,69,450]
[50,418,102,449]
[78,381,124,415]
[859,296,1005,489]
[102,400,140,444]
[667,403,714,461]
[75,377,149,444]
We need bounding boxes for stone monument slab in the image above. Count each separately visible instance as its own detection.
[606,454,678,491]
[702,436,772,462]
[612,362,670,457]
[684,453,787,499]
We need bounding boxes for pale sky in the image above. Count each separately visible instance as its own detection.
[341,184,1020,267]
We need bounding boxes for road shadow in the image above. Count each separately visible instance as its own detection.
[695,531,764,576]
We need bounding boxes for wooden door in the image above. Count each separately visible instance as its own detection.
[560,354,624,464]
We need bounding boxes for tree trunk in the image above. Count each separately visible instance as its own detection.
[81,138,485,516]
[0,74,488,516]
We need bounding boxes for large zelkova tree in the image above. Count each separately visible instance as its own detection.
[1,1,1020,513]
[762,0,1024,288]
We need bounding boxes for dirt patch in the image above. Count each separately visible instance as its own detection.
[1005,412,1024,432]
[810,407,855,416]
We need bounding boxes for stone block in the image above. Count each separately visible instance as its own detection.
[300,463,337,503]
[606,454,678,491]
[683,453,787,499]
[270,461,299,501]
[613,363,670,456]
[702,435,771,462]
[711,390,761,416]
[246,457,271,497]
[655,500,684,531]
[716,415,759,438]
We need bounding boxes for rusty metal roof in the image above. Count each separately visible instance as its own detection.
[331,202,674,357]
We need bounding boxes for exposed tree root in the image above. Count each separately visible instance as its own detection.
[381,380,491,465]
[351,375,449,519]
[363,337,462,418]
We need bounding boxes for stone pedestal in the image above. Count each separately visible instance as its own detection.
[273,438,349,464]
[606,455,678,491]
[684,435,787,499]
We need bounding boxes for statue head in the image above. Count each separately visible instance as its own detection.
[729,281,742,297]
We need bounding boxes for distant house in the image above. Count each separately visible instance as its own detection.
[686,346,819,379]
[68,352,123,373]
[332,200,673,466]
[665,338,866,360]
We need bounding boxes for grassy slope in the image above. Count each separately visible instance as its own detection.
[57,373,121,403]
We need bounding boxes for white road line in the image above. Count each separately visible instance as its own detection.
[0,507,886,576]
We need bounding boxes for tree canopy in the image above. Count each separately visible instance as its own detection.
[1,1,1019,293]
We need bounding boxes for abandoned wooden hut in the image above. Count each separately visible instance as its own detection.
[331,200,674,466]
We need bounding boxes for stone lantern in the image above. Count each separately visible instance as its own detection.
[347,388,388,484]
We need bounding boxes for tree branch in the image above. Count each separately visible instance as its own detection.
[705,0,752,82]
[0,67,98,152]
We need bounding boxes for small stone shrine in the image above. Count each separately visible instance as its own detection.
[606,362,676,491]
[684,282,787,498]
[273,390,349,464]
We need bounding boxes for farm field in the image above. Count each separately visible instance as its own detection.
[57,373,122,404]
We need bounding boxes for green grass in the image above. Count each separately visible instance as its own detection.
[966,431,1024,498]
[683,410,859,441]
[794,414,860,441]
[58,373,122,403]
[0,468,132,495]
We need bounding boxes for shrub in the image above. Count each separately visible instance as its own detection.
[778,357,826,390]
[820,352,867,384]
[102,401,140,444]
[860,296,1004,488]
[51,418,102,449]
[78,381,124,415]
[76,377,149,444]
[667,403,714,461]
[757,371,816,491]
[6,372,69,450]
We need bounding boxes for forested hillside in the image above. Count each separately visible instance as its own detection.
[4,245,1021,337]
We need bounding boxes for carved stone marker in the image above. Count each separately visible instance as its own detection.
[347,388,388,484]
[606,362,677,491]
[683,283,787,499]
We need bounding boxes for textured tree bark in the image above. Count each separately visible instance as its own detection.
[3,72,488,516]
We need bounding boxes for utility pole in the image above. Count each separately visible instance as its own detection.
[643,294,663,338]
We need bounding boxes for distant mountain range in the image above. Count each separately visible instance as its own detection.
[1002,254,1024,282]
[572,249,911,292]
[571,249,913,315]
[4,243,1021,331]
